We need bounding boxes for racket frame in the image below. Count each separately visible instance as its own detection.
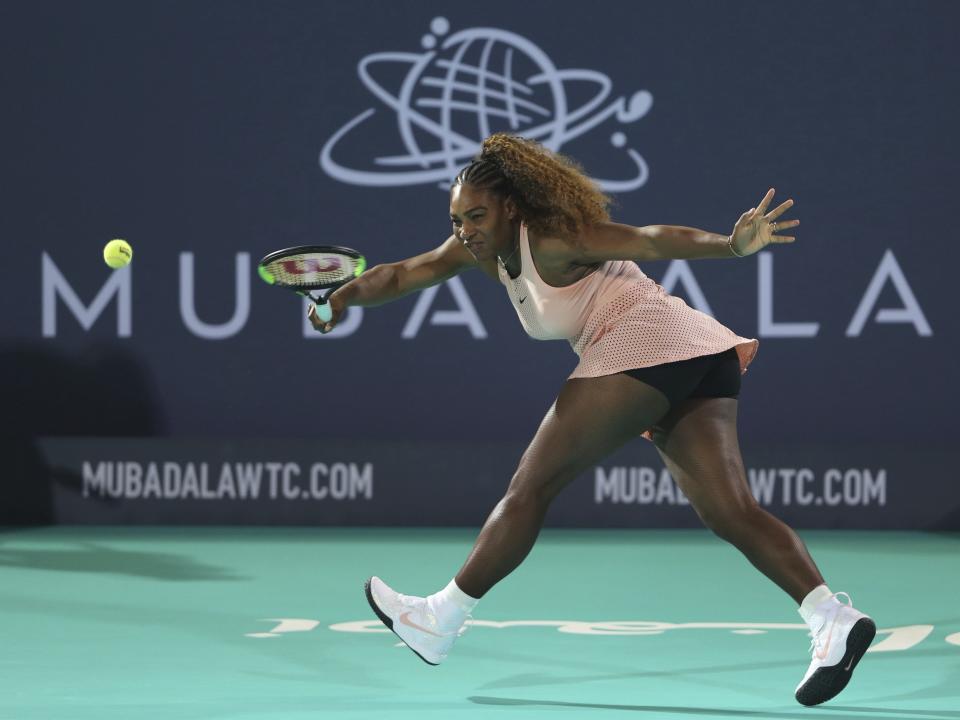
[257,244,366,322]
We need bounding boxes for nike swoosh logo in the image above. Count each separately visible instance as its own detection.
[844,656,855,671]
[518,296,527,303]
[399,611,444,637]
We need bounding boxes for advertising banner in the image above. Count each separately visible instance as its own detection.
[3,1,957,526]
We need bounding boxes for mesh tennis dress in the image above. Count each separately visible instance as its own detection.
[497,224,759,439]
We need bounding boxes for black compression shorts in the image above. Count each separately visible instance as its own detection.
[622,347,741,408]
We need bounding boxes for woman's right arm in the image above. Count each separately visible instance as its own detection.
[308,235,476,333]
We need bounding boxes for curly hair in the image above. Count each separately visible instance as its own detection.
[453,134,611,237]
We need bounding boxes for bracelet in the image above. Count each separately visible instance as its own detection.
[727,236,746,258]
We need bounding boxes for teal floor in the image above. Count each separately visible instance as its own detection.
[1,528,958,719]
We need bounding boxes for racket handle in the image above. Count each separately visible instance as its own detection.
[316,302,333,323]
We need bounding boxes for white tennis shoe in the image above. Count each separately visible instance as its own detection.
[795,592,876,706]
[364,576,465,665]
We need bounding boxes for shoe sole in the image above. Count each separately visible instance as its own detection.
[795,617,877,706]
[363,578,439,667]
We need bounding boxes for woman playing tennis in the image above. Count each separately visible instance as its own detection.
[308,134,875,706]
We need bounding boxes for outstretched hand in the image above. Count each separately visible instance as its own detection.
[729,189,799,257]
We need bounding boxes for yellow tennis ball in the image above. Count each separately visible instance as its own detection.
[103,239,133,269]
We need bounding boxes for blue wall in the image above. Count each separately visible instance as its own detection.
[3,1,958,526]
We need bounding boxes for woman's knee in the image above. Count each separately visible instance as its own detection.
[698,495,764,542]
[505,466,572,508]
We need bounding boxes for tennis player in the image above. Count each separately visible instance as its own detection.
[308,134,875,706]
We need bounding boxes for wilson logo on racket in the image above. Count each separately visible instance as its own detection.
[280,258,342,275]
[257,245,367,324]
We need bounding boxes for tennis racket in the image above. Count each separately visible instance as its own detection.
[257,245,366,322]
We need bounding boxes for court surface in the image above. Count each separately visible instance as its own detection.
[2,527,958,720]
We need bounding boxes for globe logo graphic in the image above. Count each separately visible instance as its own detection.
[320,18,653,192]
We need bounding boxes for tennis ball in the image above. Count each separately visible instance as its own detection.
[103,239,133,269]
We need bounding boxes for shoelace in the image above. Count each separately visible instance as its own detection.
[807,591,853,656]
[457,614,473,638]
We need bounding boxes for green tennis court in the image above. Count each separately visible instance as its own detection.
[3,527,958,719]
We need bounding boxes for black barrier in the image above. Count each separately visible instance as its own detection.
[3,1,959,526]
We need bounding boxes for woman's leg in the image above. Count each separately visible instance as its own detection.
[649,396,878,706]
[650,396,824,603]
[455,373,672,598]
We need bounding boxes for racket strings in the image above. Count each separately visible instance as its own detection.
[263,255,360,288]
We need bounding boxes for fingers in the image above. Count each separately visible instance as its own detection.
[755,188,775,215]
[772,218,800,230]
[765,198,794,221]
[770,235,796,244]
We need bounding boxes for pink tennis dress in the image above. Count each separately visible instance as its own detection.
[497,225,758,438]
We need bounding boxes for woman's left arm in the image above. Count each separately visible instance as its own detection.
[574,188,799,263]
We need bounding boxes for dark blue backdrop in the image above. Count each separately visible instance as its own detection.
[3,0,957,526]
